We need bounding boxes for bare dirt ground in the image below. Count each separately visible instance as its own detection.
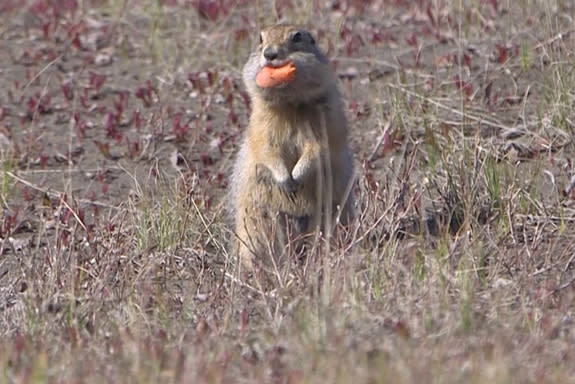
[1,0,575,382]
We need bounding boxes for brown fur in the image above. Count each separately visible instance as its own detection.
[229,24,355,270]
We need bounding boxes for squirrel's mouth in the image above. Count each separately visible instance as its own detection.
[262,59,292,68]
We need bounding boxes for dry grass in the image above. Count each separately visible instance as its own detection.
[1,0,575,382]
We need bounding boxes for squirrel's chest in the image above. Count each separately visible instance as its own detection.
[269,111,322,145]
[250,107,327,159]
[269,126,314,160]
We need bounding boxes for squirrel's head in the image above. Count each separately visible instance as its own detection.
[243,24,334,106]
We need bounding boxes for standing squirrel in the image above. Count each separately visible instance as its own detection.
[230,24,355,270]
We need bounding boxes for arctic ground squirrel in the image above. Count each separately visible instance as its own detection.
[230,24,354,270]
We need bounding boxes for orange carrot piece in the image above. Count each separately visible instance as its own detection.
[255,63,296,88]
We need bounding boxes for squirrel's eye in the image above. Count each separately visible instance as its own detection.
[291,31,303,43]
[259,33,263,44]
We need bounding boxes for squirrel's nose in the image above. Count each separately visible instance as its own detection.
[263,46,279,61]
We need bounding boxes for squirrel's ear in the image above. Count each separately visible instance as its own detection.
[259,33,263,45]
[309,33,316,45]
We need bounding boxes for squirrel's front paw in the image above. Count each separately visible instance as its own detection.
[256,164,300,201]
[278,176,300,202]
